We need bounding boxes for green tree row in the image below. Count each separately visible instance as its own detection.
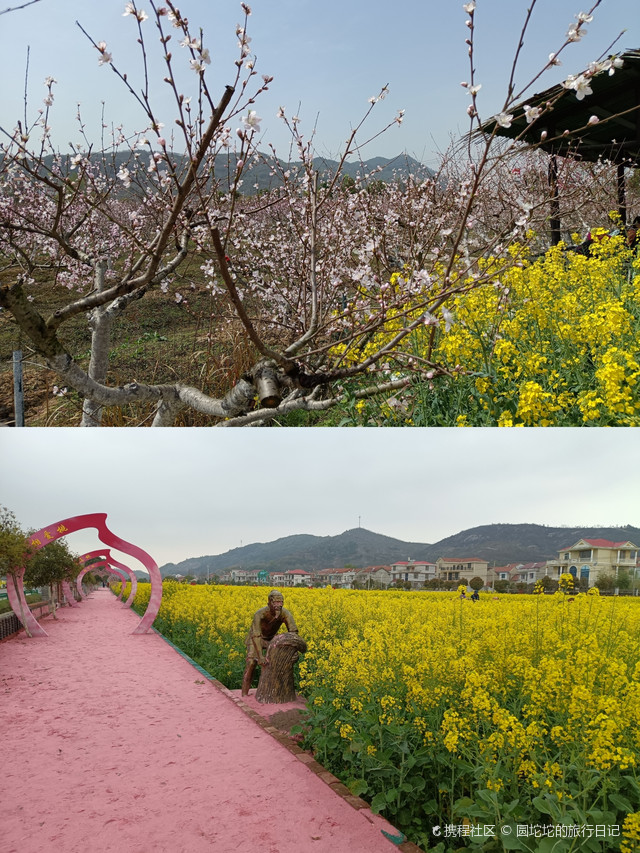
[0,505,98,597]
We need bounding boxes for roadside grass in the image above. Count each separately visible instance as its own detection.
[0,592,42,614]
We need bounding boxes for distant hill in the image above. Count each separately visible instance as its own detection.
[158,523,640,577]
[36,151,432,194]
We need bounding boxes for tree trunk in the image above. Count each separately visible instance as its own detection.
[255,632,307,704]
[81,260,110,427]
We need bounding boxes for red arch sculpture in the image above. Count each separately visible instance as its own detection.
[77,550,138,606]
[77,560,130,599]
[76,558,107,598]
[61,579,80,608]
[6,513,162,637]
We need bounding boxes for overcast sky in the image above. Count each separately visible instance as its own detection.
[1,428,638,572]
[1,1,638,167]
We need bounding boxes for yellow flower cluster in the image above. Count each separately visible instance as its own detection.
[621,812,640,853]
[433,237,640,425]
[332,234,640,426]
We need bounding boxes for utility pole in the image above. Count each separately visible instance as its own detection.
[12,350,24,427]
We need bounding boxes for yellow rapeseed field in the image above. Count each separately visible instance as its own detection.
[124,582,640,851]
[331,234,640,426]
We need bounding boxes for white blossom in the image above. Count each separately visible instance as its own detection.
[117,167,132,187]
[563,73,593,100]
[442,307,454,332]
[122,3,148,22]
[523,104,542,124]
[241,110,262,131]
[97,42,112,65]
[566,23,583,42]
[494,112,513,128]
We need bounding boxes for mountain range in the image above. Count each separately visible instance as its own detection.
[35,151,431,194]
[158,523,640,578]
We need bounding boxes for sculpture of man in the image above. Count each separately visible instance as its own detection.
[241,589,298,696]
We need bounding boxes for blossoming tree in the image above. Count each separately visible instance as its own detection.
[0,0,623,425]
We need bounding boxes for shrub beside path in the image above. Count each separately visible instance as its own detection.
[1,589,419,853]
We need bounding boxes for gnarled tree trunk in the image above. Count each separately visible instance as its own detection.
[255,632,307,704]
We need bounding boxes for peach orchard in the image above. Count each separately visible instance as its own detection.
[0,0,635,425]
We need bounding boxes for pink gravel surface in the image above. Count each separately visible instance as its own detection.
[1,590,415,853]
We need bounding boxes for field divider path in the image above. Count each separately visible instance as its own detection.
[1,589,421,853]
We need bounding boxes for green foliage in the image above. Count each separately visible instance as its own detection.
[539,575,557,593]
[0,505,31,576]
[595,573,616,592]
[341,174,356,193]
[151,615,247,689]
[23,539,78,587]
[616,570,632,591]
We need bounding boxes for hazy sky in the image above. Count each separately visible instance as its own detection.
[1,428,639,572]
[1,0,638,166]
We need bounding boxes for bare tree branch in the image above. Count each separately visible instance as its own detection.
[0,0,44,15]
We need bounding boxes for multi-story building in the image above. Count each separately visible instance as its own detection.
[545,538,638,586]
[266,569,312,587]
[389,561,436,588]
[222,568,260,584]
[436,557,490,586]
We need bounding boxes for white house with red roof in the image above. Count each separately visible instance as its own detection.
[489,564,522,585]
[545,538,638,586]
[269,569,312,587]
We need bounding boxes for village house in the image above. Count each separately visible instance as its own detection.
[313,567,358,588]
[544,538,639,587]
[389,561,436,588]
[354,566,392,588]
[436,557,490,586]
[512,562,548,584]
[489,565,517,585]
[216,541,640,593]
[219,568,259,584]
[285,569,312,587]
[489,562,548,586]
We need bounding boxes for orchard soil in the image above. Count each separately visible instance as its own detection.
[1,589,419,853]
[0,266,261,426]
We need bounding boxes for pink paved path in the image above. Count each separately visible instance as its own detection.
[1,590,416,853]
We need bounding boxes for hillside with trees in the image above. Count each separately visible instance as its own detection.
[159,522,640,577]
